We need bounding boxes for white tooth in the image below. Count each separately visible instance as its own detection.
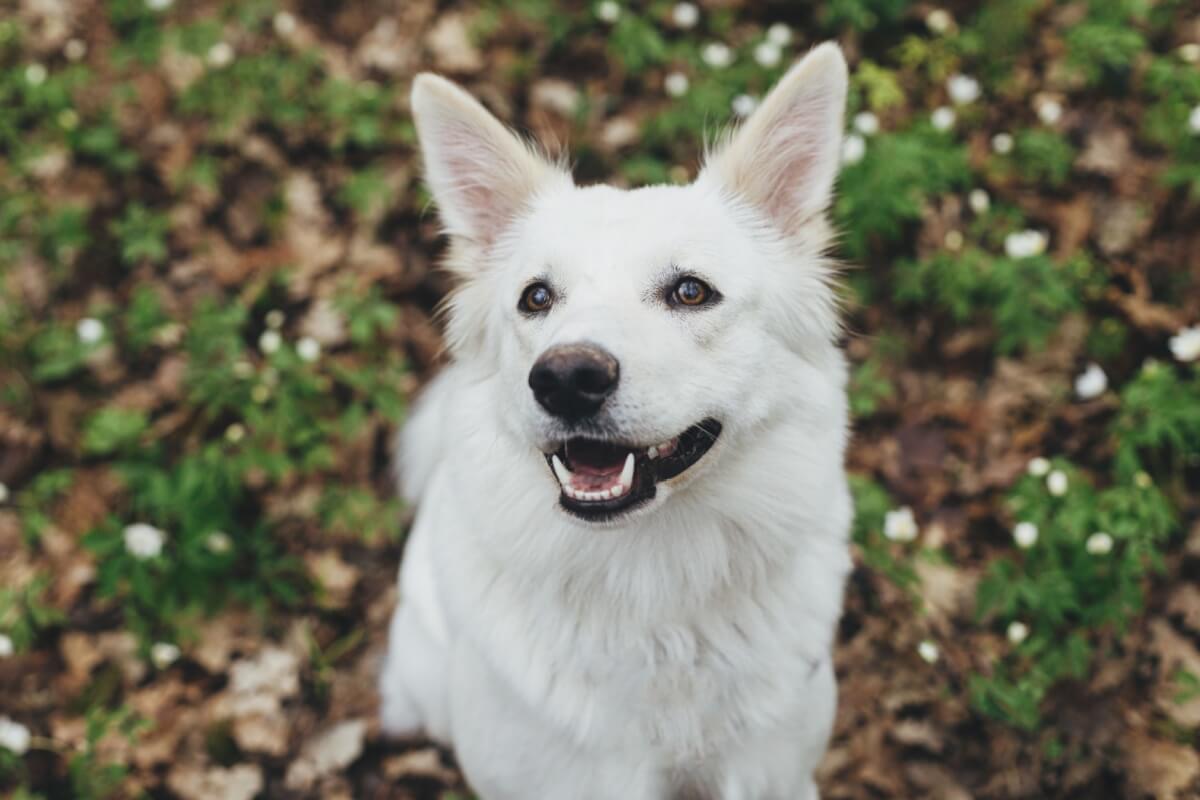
[619,452,635,490]
[648,446,658,459]
[600,488,612,500]
[551,454,573,487]
[611,482,625,497]
[586,492,601,502]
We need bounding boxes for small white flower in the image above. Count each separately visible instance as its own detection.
[0,634,13,657]
[225,423,246,443]
[766,23,792,47]
[1074,363,1107,400]
[883,506,919,542]
[925,9,954,34]
[0,482,8,504]
[206,531,233,554]
[123,523,165,559]
[930,106,956,131]
[258,330,282,355]
[853,111,880,136]
[917,640,940,664]
[947,74,981,105]
[1037,98,1063,125]
[150,642,180,669]
[944,230,964,251]
[25,63,47,86]
[265,309,285,329]
[64,38,87,61]
[251,384,272,404]
[296,336,321,362]
[1179,44,1200,64]
[1189,106,1200,135]
[991,132,1014,154]
[731,94,758,118]
[701,42,733,69]
[664,71,690,98]
[968,188,991,214]
[596,0,621,23]
[0,717,31,755]
[1046,470,1068,497]
[1169,325,1200,362]
[232,359,255,379]
[1086,531,1114,555]
[1013,521,1038,549]
[754,41,782,68]
[76,317,104,344]
[841,133,866,166]
[1027,457,1051,477]
[146,0,173,9]
[1004,229,1048,259]
[671,2,699,29]
[1006,621,1029,645]
[1135,471,1153,489]
[207,41,234,68]
[273,11,298,36]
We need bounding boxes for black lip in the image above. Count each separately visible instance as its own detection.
[544,418,722,523]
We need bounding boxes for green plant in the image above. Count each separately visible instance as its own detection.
[110,204,170,267]
[0,575,64,651]
[836,128,971,262]
[849,475,919,593]
[1110,361,1200,481]
[1013,129,1075,188]
[1065,21,1145,87]
[894,247,1102,354]
[972,462,1175,729]
[67,707,147,800]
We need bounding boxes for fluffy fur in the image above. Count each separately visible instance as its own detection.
[380,43,854,799]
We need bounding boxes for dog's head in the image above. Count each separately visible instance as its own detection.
[412,44,848,525]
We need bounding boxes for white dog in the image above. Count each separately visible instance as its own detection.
[380,42,854,800]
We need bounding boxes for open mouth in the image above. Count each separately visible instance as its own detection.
[544,419,722,522]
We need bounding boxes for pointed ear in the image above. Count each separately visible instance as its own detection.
[411,74,570,243]
[700,42,848,233]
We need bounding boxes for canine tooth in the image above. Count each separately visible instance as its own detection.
[611,482,625,497]
[619,452,635,489]
[551,454,573,487]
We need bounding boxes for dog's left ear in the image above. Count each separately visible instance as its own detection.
[411,74,570,244]
[700,42,848,234]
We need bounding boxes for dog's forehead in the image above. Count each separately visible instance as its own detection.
[518,183,735,274]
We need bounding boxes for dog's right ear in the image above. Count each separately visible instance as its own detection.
[411,75,569,244]
[699,42,848,236]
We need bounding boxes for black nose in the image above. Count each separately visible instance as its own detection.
[529,343,620,421]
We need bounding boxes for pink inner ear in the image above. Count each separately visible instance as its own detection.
[434,119,541,243]
[758,116,824,224]
[753,91,842,230]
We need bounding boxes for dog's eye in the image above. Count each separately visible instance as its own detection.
[519,282,554,313]
[671,277,714,307]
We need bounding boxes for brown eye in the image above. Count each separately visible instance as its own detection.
[519,282,554,313]
[672,277,712,307]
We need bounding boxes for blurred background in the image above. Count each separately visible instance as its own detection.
[1,0,1199,798]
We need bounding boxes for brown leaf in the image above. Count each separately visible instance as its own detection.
[1126,731,1200,799]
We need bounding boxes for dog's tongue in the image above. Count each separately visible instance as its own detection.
[565,438,629,477]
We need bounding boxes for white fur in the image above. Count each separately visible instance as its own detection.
[381,43,853,799]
